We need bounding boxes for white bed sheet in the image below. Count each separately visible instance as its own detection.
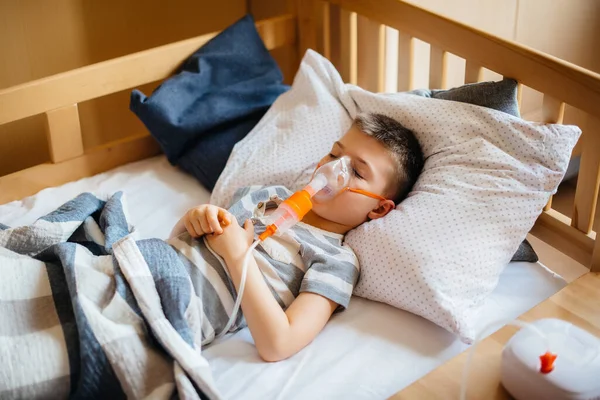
[0,155,566,399]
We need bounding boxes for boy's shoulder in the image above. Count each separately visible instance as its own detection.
[231,185,293,206]
[293,223,358,260]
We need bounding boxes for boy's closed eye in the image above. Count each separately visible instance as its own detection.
[352,167,364,180]
[327,152,365,180]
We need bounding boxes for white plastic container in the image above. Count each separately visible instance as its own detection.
[501,318,600,400]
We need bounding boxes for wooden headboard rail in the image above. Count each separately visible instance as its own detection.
[0,15,296,126]
[314,0,600,119]
[0,15,296,204]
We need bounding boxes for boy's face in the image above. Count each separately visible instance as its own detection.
[311,125,397,229]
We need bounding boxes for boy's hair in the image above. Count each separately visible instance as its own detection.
[354,113,424,204]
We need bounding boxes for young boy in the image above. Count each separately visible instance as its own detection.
[170,112,424,361]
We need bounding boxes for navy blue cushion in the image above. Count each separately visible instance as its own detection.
[130,15,289,190]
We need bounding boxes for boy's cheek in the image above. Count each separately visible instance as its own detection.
[314,196,357,217]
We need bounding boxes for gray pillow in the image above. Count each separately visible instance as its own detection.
[410,78,520,117]
[410,78,537,263]
[511,239,539,263]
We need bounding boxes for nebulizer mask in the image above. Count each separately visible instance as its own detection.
[258,155,351,240]
[218,156,351,337]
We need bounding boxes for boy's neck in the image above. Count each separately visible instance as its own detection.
[301,210,350,235]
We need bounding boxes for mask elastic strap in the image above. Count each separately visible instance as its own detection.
[344,187,388,202]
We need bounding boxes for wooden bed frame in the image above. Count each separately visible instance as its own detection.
[1,0,599,274]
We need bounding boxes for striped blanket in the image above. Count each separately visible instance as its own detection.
[0,192,222,400]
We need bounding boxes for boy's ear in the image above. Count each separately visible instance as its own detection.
[367,199,395,220]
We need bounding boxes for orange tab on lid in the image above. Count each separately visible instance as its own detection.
[539,351,557,374]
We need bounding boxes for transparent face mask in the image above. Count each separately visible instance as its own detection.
[304,156,351,203]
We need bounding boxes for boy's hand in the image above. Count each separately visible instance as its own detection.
[184,204,231,238]
[206,219,255,264]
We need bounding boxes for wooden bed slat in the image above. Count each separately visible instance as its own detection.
[44,104,84,163]
[0,15,296,126]
[544,197,554,212]
[339,9,358,84]
[397,31,414,92]
[328,0,600,120]
[328,4,342,75]
[541,95,566,211]
[321,1,331,59]
[572,117,600,234]
[531,209,595,267]
[429,45,447,89]
[542,95,566,123]
[464,61,483,84]
[377,23,386,92]
[297,0,318,60]
[0,135,160,204]
[311,0,325,57]
[329,6,358,84]
[357,16,385,92]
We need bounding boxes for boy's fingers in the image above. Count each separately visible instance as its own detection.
[184,219,199,238]
[191,218,205,236]
[198,215,212,234]
[217,208,230,226]
[207,208,223,234]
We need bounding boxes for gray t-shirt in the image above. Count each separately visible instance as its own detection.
[169,185,360,345]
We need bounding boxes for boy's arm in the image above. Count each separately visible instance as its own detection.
[225,254,337,362]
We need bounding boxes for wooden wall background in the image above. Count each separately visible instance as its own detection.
[1,0,599,177]
[0,0,295,177]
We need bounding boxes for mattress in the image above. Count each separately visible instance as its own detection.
[0,155,567,399]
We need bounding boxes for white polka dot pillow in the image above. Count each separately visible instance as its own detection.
[211,50,580,342]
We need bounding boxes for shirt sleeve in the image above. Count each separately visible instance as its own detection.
[227,185,264,226]
[299,242,360,310]
[229,185,264,207]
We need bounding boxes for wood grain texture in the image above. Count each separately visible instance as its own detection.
[531,209,595,267]
[44,104,84,163]
[0,0,246,175]
[321,1,331,58]
[357,15,385,92]
[541,94,566,211]
[464,60,483,84]
[541,95,565,124]
[0,15,296,126]
[340,9,358,84]
[249,0,297,84]
[328,0,600,119]
[572,117,600,234]
[327,3,357,84]
[296,0,318,60]
[392,272,600,399]
[428,45,447,89]
[0,135,160,205]
[327,3,342,74]
[397,31,414,91]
